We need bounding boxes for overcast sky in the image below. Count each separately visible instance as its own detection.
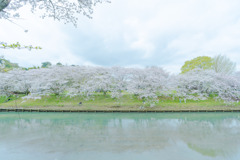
[1,0,240,74]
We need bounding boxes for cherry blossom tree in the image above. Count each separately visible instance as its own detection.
[90,67,113,96]
[171,69,240,103]
[0,0,109,26]
[0,69,31,97]
[213,54,236,75]
[1,65,240,104]
[127,66,169,106]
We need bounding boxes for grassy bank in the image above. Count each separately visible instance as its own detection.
[1,94,240,111]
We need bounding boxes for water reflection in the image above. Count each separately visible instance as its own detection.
[0,112,240,160]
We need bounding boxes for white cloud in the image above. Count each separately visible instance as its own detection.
[1,0,240,74]
[130,38,155,59]
[0,8,84,67]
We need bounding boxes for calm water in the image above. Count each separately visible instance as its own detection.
[1,112,240,160]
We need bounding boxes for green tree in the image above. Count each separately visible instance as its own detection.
[41,62,52,68]
[181,56,213,74]
[0,56,19,72]
[56,62,63,66]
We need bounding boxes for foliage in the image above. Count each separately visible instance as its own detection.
[0,42,42,50]
[170,69,240,102]
[181,56,213,74]
[24,66,40,70]
[0,56,19,72]
[0,66,169,101]
[41,61,52,68]
[56,62,63,66]
[213,54,236,75]
[0,65,239,105]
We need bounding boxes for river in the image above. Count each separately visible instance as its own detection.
[0,112,240,160]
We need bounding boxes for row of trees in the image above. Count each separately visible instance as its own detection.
[0,65,240,104]
[0,56,63,71]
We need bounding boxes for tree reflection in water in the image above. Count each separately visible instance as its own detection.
[0,112,240,160]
